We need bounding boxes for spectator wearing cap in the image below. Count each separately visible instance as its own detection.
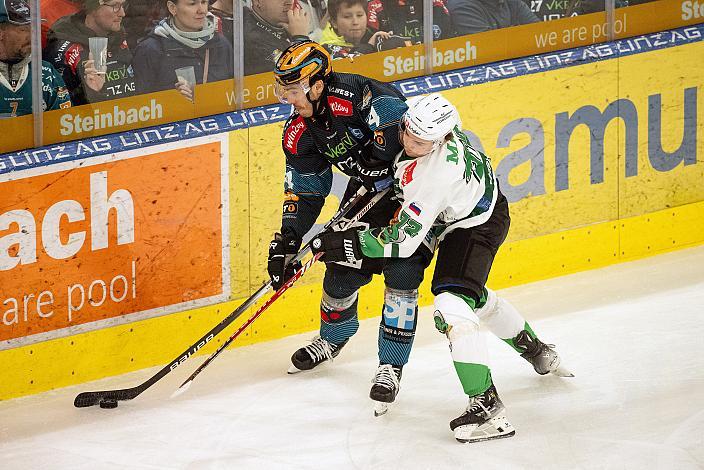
[131,0,233,97]
[0,0,71,117]
[448,0,539,35]
[43,0,136,105]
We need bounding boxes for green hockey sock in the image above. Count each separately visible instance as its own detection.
[453,362,493,396]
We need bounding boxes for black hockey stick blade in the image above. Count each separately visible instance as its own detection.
[73,186,372,408]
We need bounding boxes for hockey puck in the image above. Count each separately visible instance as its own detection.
[99,399,118,409]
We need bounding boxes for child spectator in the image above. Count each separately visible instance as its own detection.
[320,0,394,57]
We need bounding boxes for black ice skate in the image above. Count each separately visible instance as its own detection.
[514,330,574,377]
[287,336,347,374]
[369,364,402,417]
[450,384,515,443]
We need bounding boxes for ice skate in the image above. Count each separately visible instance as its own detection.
[450,384,516,443]
[513,330,574,377]
[287,336,347,374]
[369,364,402,416]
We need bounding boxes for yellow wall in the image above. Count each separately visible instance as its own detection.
[1,38,703,401]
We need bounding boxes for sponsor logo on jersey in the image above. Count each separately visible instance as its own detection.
[64,43,83,75]
[374,129,386,148]
[349,127,364,140]
[328,96,353,116]
[283,201,298,214]
[328,86,354,98]
[324,132,357,160]
[284,116,307,153]
[401,160,417,186]
[408,202,422,216]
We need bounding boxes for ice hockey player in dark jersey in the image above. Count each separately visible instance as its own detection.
[268,40,433,415]
[312,93,573,441]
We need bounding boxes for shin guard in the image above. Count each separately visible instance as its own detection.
[378,288,418,366]
[319,290,359,345]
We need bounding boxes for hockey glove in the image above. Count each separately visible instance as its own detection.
[268,230,302,289]
[311,228,364,264]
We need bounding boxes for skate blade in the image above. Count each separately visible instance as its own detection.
[551,365,574,377]
[287,364,304,374]
[454,414,516,443]
[373,401,389,417]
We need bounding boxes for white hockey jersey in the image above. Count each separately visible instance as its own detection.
[358,127,498,258]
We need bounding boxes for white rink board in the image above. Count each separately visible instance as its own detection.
[1,246,703,469]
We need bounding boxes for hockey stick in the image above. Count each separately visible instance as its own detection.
[174,187,390,393]
[73,185,375,408]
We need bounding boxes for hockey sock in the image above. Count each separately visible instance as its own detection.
[319,291,359,345]
[435,292,492,396]
[378,288,418,366]
[454,363,493,396]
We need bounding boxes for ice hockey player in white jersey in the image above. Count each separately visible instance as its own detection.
[311,93,572,443]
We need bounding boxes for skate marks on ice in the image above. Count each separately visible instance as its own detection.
[1,247,704,469]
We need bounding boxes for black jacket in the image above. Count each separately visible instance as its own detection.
[43,13,136,105]
[131,27,233,94]
[448,0,539,35]
[243,7,308,76]
[367,0,455,43]
[279,72,407,243]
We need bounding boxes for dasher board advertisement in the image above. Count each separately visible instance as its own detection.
[0,136,230,349]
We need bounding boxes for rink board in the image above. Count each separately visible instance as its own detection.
[1,27,703,400]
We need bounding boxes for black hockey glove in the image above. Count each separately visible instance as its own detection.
[267,230,302,289]
[311,228,363,264]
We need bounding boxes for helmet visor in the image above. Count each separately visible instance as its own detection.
[274,80,311,105]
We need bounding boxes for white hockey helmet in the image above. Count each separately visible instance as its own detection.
[401,93,460,143]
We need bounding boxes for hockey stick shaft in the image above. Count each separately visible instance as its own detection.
[74,185,372,408]
[176,187,389,391]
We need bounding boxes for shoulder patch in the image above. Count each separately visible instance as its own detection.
[367,96,408,130]
[283,115,307,154]
[328,96,354,117]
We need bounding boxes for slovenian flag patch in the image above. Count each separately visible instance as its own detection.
[408,202,422,216]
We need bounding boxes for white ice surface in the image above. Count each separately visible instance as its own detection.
[2,246,704,470]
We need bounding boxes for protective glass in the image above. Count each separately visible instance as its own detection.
[274,81,311,105]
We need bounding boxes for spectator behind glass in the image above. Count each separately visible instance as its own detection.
[122,0,169,50]
[447,0,539,35]
[40,0,80,48]
[210,0,233,43]
[44,0,136,105]
[367,0,455,44]
[243,0,310,75]
[132,0,233,99]
[320,0,393,57]
[0,0,71,117]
